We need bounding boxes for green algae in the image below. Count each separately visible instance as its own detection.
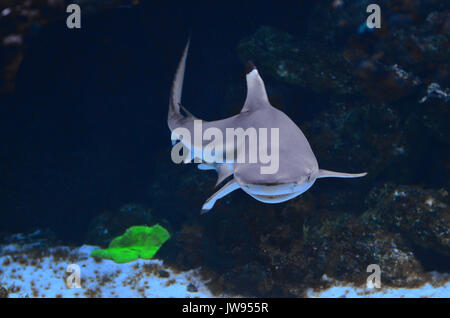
[90,225,170,263]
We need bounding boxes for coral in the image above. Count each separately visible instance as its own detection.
[90,225,170,263]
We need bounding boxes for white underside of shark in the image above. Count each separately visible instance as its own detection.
[167,40,367,213]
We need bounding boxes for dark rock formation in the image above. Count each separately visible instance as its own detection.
[238,26,357,96]
[364,184,449,256]
[85,203,154,247]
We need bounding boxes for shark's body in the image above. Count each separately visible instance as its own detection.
[168,41,367,213]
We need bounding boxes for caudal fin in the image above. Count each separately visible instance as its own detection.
[317,169,367,179]
[168,39,190,131]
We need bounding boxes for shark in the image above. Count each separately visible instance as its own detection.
[168,40,367,213]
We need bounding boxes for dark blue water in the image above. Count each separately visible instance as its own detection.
[0,2,317,242]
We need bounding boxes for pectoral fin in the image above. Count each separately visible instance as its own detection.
[317,169,367,179]
[201,179,240,214]
[214,164,233,187]
[198,163,234,187]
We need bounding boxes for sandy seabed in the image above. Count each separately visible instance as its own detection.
[0,242,448,298]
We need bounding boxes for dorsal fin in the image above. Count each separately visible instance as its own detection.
[241,61,270,113]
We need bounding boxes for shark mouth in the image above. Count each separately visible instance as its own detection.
[240,180,316,204]
[246,192,303,203]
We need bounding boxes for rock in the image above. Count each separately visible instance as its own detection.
[369,232,425,287]
[259,209,425,291]
[158,270,170,278]
[304,102,404,181]
[418,83,450,146]
[85,203,154,246]
[160,186,428,296]
[0,228,59,247]
[305,0,449,100]
[0,286,8,298]
[187,283,198,293]
[364,184,450,256]
[237,26,357,96]
[420,83,450,104]
[304,97,449,188]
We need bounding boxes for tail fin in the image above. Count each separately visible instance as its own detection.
[317,169,367,179]
[168,39,190,131]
